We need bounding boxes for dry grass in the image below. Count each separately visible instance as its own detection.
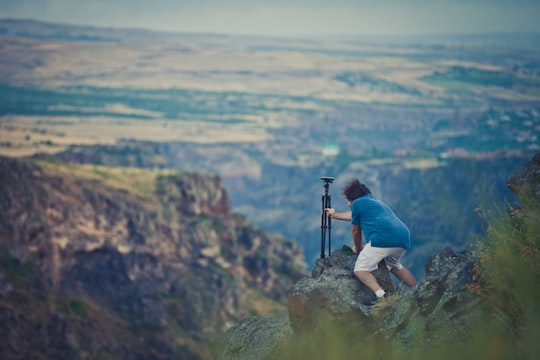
[0,114,273,158]
[39,160,179,200]
[368,293,400,318]
[0,117,115,157]
[0,34,445,103]
[244,288,288,318]
[403,158,442,169]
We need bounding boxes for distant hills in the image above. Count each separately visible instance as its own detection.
[0,17,539,275]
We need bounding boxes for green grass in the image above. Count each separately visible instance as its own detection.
[69,297,89,316]
[0,250,35,287]
[0,84,326,121]
[39,159,180,200]
[422,66,540,91]
[474,199,540,358]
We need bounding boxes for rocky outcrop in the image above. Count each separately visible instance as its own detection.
[507,152,540,203]
[218,245,482,360]
[288,249,395,332]
[0,156,308,359]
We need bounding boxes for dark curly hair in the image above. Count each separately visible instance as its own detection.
[341,178,371,201]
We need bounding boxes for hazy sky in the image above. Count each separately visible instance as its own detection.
[1,0,539,37]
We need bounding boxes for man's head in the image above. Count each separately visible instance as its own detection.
[342,178,371,202]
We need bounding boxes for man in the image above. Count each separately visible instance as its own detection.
[326,178,416,303]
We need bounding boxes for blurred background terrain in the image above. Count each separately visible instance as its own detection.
[1,19,539,278]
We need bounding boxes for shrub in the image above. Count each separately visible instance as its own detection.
[69,298,89,316]
[475,200,540,359]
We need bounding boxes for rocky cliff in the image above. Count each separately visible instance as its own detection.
[507,153,540,203]
[0,156,307,359]
[218,153,540,360]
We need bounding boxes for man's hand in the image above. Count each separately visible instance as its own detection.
[325,209,352,221]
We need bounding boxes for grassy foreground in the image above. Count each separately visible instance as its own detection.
[475,199,540,360]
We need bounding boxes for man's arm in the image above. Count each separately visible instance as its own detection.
[325,208,352,221]
[351,224,363,254]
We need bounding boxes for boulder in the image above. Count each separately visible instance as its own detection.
[218,317,292,360]
[287,248,395,333]
[373,246,482,350]
[507,153,540,203]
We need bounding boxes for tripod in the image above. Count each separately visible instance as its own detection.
[320,176,335,259]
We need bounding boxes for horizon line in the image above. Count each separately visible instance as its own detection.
[2,17,540,42]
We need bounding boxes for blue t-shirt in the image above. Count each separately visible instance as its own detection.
[351,194,410,249]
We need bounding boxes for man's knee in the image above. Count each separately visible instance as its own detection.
[354,270,370,280]
[390,267,417,287]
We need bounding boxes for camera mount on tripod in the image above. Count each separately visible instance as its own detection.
[320,176,335,184]
[319,176,335,259]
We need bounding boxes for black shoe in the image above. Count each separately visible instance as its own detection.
[361,293,387,307]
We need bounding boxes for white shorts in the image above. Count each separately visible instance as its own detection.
[354,242,407,272]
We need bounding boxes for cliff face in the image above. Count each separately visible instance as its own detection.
[0,156,307,359]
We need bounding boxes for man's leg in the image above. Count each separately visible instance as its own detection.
[354,243,386,298]
[354,270,384,294]
[390,267,417,287]
[384,248,417,288]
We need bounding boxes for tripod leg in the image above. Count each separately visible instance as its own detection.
[327,195,332,256]
[320,194,327,259]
